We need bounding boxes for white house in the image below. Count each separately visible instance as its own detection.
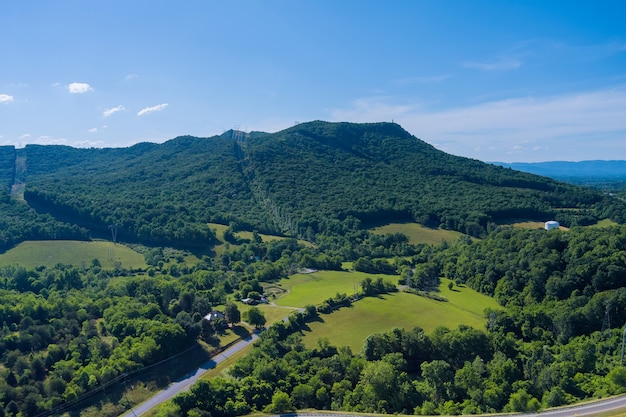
[545,221,560,230]
[204,310,225,321]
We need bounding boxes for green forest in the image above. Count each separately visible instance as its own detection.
[6,121,625,251]
[1,121,626,416]
[3,224,626,416]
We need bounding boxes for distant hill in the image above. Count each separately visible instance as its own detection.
[493,161,626,189]
[1,121,625,249]
[493,160,626,179]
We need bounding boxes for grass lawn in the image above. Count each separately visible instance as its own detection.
[299,278,501,352]
[273,270,394,308]
[237,302,298,325]
[507,220,546,229]
[369,222,469,245]
[0,240,146,269]
[509,221,571,231]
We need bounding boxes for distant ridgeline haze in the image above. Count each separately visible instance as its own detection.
[1,121,625,250]
[494,161,626,190]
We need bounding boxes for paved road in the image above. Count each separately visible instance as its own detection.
[120,318,626,417]
[265,395,626,417]
[121,331,258,417]
[523,394,626,417]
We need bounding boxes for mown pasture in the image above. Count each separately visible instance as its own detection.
[0,240,146,269]
[271,272,500,352]
[271,269,392,308]
[369,222,469,245]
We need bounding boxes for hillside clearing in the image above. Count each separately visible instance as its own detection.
[271,269,393,308]
[208,222,313,257]
[369,222,470,245]
[0,240,146,269]
[298,278,500,352]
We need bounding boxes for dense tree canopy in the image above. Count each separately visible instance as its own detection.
[2,121,626,416]
[0,121,621,251]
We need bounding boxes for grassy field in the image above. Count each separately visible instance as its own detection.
[369,222,469,245]
[271,269,393,308]
[0,240,146,269]
[237,302,298,325]
[208,223,313,257]
[591,218,620,228]
[500,218,625,230]
[504,220,546,229]
[294,278,500,352]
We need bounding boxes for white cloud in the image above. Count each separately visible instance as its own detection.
[330,97,415,122]
[67,82,93,94]
[88,128,98,133]
[34,135,68,145]
[74,140,105,147]
[330,86,626,162]
[103,105,126,117]
[19,133,31,139]
[137,103,169,116]
[463,57,522,71]
[0,94,14,103]
[125,73,139,81]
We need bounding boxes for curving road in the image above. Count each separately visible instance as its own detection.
[121,331,258,417]
[263,395,626,417]
[120,318,626,417]
[523,394,626,417]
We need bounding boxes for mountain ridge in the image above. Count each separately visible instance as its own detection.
[1,121,624,249]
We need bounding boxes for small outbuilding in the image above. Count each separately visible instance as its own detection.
[240,298,257,305]
[545,221,560,230]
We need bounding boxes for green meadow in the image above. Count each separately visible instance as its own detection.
[272,272,500,352]
[0,240,146,269]
[272,269,392,308]
[237,302,298,325]
[369,222,469,245]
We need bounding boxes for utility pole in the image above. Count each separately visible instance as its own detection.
[109,224,118,243]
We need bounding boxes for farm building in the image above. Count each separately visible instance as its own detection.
[545,221,560,230]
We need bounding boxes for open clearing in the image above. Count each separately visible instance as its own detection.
[271,269,393,308]
[369,222,469,245]
[591,218,620,228]
[0,240,146,269]
[208,222,313,257]
[293,278,500,352]
[502,220,574,231]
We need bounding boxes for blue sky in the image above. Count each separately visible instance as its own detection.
[1,1,625,162]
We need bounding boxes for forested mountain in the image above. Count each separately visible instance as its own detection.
[0,146,89,250]
[3,121,626,417]
[2,121,623,251]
